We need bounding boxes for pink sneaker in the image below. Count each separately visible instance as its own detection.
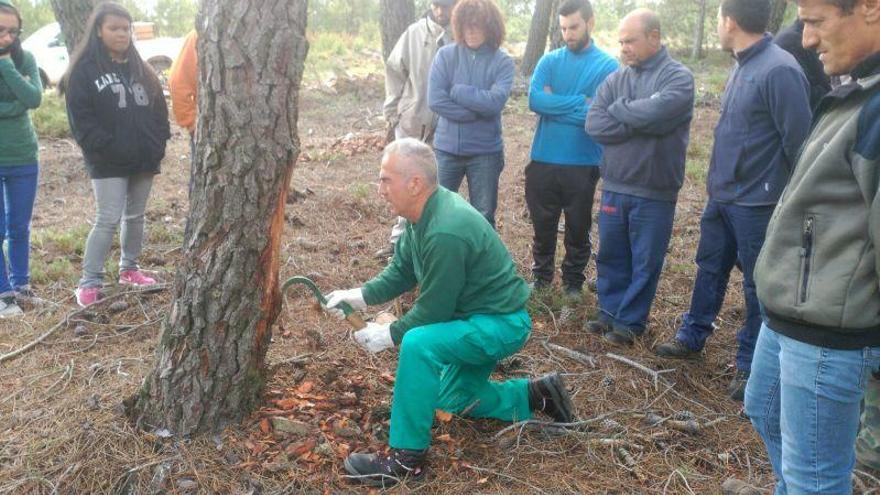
[119,269,157,286]
[75,287,103,307]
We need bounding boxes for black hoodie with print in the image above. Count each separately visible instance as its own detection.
[65,56,170,179]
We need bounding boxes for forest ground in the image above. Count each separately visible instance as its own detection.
[1,58,871,494]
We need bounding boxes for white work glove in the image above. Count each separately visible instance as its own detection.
[324,288,367,318]
[354,322,394,353]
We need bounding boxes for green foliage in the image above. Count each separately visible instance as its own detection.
[15,0,55,36]
[32,91,70,139]
[32,223,91,257]
[154,0,198,37]
[309,0,380,35]
[30,257,76,285]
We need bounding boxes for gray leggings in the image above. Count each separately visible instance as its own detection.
[79,173,154,288]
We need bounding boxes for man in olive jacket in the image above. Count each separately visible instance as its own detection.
[745,0,880,491]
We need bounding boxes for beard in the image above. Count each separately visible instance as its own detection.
[566,35,590,52]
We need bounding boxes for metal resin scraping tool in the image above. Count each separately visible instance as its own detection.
[281,276,367,329]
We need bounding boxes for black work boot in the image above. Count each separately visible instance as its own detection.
[603,328,637,346]
[528,373,574,423]
[584,319,611,335]
[727,369,750,402]
[343,448,427,487]
[655,338,701,359]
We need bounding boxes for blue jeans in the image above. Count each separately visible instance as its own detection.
[0,164,39,296]
[675,200,774,371]
[435,149,504,228]
[596,191,676,334]
[745,323,880,494]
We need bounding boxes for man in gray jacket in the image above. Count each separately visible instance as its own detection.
[584,9,694,345]
[376,0,455,260]
[742,0,880,491]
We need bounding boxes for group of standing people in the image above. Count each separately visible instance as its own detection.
[368,0,880,491]
[0,1,168,318]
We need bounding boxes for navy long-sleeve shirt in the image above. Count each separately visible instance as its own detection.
[586,47,694,202]
[707,35,812,206]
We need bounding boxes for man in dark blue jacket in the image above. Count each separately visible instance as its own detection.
[654,0,811,401]
[585,9,694,345]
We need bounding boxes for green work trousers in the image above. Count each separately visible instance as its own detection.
[389,309,533,450]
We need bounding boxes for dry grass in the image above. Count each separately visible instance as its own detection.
[1,79,862,495]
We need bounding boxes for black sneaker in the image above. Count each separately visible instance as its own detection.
[727,370,750,402]
[529,279,551,291]
[584,319,610,335]
[655,338,700,359]
[528,373,574,423]
[563,284,582,299]
[603,328,636,345]
[343,448,426,488]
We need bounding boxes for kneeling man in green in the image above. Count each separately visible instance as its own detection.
[326,138,573,487]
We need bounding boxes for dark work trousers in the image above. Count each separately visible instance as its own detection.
[674,199,774,372]
[524,161,600,289]
[596,191,676,334]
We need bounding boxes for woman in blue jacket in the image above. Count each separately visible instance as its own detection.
[428,0,514,228]
[61,2,170,307]
[0,0,41,318]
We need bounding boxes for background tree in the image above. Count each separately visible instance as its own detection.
[691,0,708,59]
[380,0,414,60]
[154,0,199,37]
[767,0,788,34]
[520,0,555,77]
[126,0,310,436]
[48,0,94,53]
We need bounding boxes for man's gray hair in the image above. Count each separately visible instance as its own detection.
[383,138,439,187]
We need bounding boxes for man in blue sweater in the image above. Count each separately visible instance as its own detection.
[526,0,618,295]
[654,0,812,401]
[585,9,694,345]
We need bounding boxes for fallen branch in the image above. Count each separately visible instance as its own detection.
[465,464,550,495]
[605,352,674,389]
[0,285,168,364]
[493,410,632,439]
[544,342,596,368]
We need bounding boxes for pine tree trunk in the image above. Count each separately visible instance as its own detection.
[767,0,788,34]
[691,0,707,59]
[49,0,96,54]
[520,0,556,77]
[548,0,563,51]
[380,0,415,61]
[126,0,310,436]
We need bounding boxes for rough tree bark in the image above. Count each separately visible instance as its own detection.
[520,0,556,77]
[49,0,96,54]
[767,0,788,34]
[548,0,563,51]
[690,0,708,59]
[126,0,310,436]
[380,0,415,61]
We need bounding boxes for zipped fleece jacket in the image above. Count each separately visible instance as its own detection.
[361,187,530,344]
[586,47,694,202]
[66,56,170,179]
[707,35,812,206]
[428,43,515,156]
[755,53,880,349]
[0,52,42,166]
[384,14,450,141]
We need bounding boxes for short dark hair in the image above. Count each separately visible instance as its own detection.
[793,0,857,14]
[558,0,594,21]
[720,0,770,33]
